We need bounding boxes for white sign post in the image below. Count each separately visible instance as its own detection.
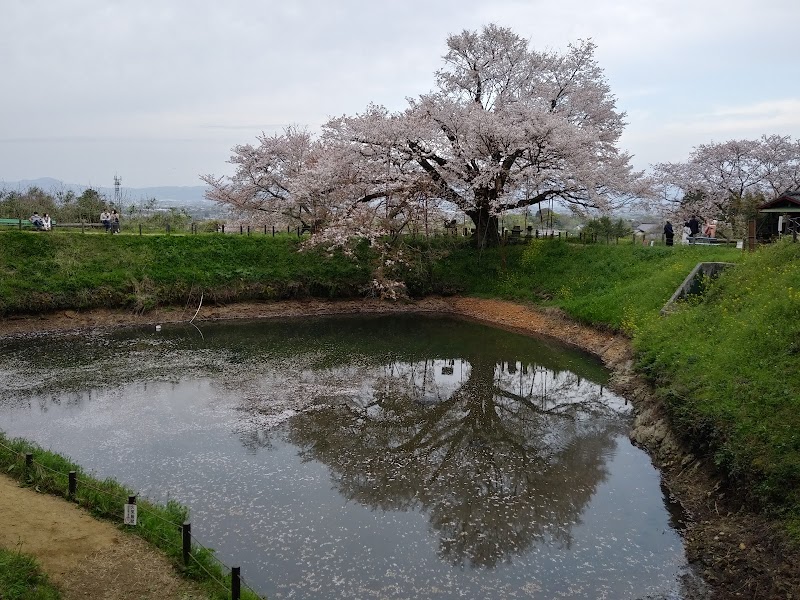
[124,495,138,526]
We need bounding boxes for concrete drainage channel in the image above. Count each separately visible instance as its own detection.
[661,262,736,315]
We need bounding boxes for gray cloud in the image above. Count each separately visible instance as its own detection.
[2,0,798,186]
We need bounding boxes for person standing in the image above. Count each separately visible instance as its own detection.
[663,221,674,246]
[686,215,700,238]
[100,209,111,232]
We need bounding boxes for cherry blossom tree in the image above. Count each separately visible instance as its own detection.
[202,126,334,232]
[205,24,643,248]
[652,135,800,233]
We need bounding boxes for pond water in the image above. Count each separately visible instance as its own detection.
[0,314,700,599]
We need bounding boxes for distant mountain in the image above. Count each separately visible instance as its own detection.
[0,177,214,207]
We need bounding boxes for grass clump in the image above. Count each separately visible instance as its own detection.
[0,547,61,600]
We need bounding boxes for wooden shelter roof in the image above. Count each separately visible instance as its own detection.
[759,191,800,213]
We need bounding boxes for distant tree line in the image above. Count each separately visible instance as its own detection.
[0,187,107,223]
[581,216,632,239]
[0,186,192,231]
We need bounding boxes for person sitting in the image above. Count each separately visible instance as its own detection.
[42,213,52,231]
[29,212,44,230]
[110,209,120,233]
[100,209,111,232]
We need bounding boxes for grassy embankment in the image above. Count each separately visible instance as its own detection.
[0,230,371,315]
[1,230,799,544]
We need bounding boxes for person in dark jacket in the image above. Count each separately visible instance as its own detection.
[664,221,674,246]
[686,215,700,237]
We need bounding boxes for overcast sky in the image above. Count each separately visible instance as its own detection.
[2,0,799,188]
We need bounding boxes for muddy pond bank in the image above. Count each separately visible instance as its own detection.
[2,296,798,599]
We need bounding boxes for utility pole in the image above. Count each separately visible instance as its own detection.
[114,175,122,211]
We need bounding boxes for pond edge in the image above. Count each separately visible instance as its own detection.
[1,296,798,598]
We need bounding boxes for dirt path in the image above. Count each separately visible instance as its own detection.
[1,297,799,599]
[0,474,206,599]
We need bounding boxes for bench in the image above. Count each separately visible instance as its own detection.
[0,218,57,229]
[686,236,736,245]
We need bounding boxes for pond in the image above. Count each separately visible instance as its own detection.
[0,314,700,599]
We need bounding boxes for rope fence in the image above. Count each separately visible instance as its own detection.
[0,440,265,600]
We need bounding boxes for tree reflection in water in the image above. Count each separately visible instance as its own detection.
[284,355,630,568]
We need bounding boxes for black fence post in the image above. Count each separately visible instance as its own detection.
[231,566,241,600]
[240,224,243,235]
[247,225,250,236]
[182,522,191,566]
[221,224,225,234]
[272,225,275,237]
[264,224,267,235]
[24,453,33,478]
[296,226,300,237]
[68,471,77,498]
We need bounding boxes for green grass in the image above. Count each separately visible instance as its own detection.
[0,433,261,600]
[435,239,742,331]
[634,241,800,520]
[0,547,61,600]
[0,231,370,315]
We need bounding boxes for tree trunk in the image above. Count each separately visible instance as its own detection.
[467,203,501,248]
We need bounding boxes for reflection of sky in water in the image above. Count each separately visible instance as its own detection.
[0,317,698,599]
